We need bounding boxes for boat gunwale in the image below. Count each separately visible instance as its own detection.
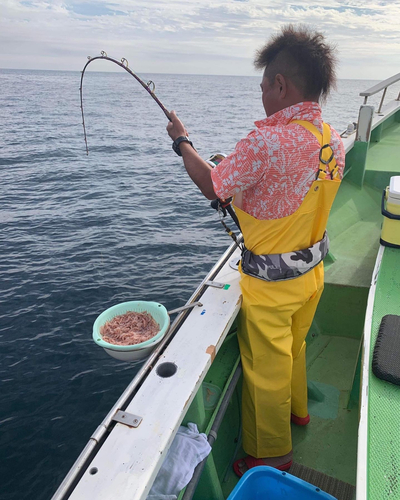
[51,238,241,500]
[356,244,384,499]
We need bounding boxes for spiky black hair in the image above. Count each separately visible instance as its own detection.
[254,24,337,102]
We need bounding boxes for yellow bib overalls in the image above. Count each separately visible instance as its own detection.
[235,121,341,458]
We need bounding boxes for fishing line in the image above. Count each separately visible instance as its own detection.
[80,51,171,155]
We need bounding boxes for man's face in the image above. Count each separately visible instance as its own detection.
[260,75,279,117]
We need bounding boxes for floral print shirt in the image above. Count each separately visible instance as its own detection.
[211,102,345,220]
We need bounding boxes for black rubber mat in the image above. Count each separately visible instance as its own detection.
[289,462,355,500]
[372,314,400,385]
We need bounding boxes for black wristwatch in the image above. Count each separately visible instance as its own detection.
[172,136,194,157]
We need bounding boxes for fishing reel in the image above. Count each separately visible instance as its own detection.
[206,153,242,240]
[206,153,232,217]
[205,153,227,168]
[210,197,233,217]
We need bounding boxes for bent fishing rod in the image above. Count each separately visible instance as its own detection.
[79,51,241,235]
[80,51,171,156]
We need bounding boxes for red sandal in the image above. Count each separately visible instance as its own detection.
[233,454,292,478]
[291,413,310,426]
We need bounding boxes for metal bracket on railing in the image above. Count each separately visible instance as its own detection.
[112,410,142,428]
[205,281,226,289]
[377,87,388,114]
[167,302,203,315]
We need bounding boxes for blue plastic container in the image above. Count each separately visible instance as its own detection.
[228,466,337,500]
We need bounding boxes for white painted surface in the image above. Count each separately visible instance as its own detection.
[69,247,242,500]
[356,245,384,500]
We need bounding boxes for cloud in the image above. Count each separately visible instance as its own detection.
[66,3,127,16]
[1,0,399,78]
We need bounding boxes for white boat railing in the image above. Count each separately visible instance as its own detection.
[51,238,240,500]
[360,72,400,113]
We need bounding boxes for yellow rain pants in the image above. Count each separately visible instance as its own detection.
[235,121,341,458]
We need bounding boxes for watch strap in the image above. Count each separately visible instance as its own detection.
[172,136,194,157]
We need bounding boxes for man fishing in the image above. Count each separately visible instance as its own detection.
[166,24,345,475]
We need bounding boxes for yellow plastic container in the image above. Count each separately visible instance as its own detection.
[381,176,400,248]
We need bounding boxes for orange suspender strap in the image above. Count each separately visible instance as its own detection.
[291,120,341,181]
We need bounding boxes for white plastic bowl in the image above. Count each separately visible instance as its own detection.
[93,301,170,361]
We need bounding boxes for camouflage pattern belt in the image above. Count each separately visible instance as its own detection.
[241,232,329,282]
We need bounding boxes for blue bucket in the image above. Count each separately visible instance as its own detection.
[228,466,337,500]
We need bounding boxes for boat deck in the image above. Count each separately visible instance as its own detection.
[292,334,360,486]
[325,119,400,290]
[365,121,400,190]
[216,118,400,497]
[218,331,361,499]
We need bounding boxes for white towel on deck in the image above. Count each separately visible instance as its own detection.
[147,423,212,500]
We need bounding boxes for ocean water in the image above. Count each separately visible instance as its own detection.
[1,68,399,500]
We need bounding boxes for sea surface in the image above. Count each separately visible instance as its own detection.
[1,68,399,500]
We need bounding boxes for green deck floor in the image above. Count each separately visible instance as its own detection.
[292,334,360,486]
[220,332,361,498]
[365,121,400,191]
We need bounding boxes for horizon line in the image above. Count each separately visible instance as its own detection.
[0,67,378,81]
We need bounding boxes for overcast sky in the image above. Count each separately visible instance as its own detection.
[1,0,399,79]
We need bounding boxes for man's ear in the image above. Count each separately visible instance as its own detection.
[275,74,287,99]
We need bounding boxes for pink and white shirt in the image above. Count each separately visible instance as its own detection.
[211,102,345,220]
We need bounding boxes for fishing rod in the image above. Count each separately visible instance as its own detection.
[79,51,171,155]
[79,52,241,234]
